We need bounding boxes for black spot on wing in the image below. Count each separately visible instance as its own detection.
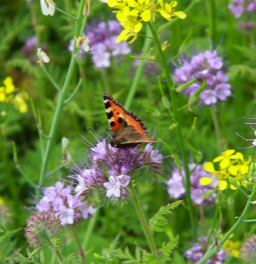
[110,121,115,127]
[105,101,111,109]
[117,117,123,124]
[107,111,113,119]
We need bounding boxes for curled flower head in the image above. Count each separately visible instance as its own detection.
[25,212,63,248]
[173,50,231,106]
[185,237,227,264]
[72,138,162,202]
[36,181,95,226]
[108,0,186,43]
[167,163,216,205]
[201,149,251,190]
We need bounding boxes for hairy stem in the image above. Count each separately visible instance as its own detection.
[130,184,157,254]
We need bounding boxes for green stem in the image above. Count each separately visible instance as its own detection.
[71,225,85,264]
[41,66,61,92]
[197,190,256,264]
[64,78,82,104]
[38,0,87,193]
[56,7,77,20]
[148,22,196,239]
[209,106,224,151]
[45,236,64,263]
[129,184,157,254]
[208,0,217,49]
[82,209,99,250]
[125,26,152,109]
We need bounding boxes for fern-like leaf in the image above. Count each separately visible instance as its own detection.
[149,201,182,233]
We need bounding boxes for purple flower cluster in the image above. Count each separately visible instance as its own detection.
[173,50,231,105]
[228,0,256,18]
[36,181,95,226]
[133,56,160,80]
[73,139,162,201]
[166,163,216,205]
[69,20,131,68]
[185,237,228,263]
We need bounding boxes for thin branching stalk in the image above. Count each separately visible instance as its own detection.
[38,0,87,194]
[197,189,256,264]
[148,21,197,239]
[45,236,64,263]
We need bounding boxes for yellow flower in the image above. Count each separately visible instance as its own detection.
[13,92,29,113]
[223,239,241,258]
[201,149,251,190]
[108,0,186,43]
[0,77,29,113]
[0,196,4,204]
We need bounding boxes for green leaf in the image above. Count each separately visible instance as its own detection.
[0,228,22,243]
[149,201,183,233]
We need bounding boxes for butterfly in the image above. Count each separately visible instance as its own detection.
[103,92,155,148]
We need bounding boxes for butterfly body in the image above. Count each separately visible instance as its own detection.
[103,92,154,148]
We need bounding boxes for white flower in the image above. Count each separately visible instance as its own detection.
[74,36,92,52]
[58,206,74,225]
[62,137,69,150]
[103,175,130,198]
[37,48,50,67]
[40,0,56,16]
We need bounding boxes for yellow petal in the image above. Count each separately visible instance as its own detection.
[220,158,230,169]
[219,180,227,190]
[134,23,142,32]
[240,164,249,174]
[158,10,171,20]
[213,155,224,162]
[200,177,214,185]
[230,152,243,160]
[127,0,136,7]
[174,11,187,19]
[223,149,235,157]
[170,1,177,7]
[229,165,238,176]
[165,3,172,13]
[203,162,215,172]
[0,92,6,102]
[230,184,237,190]
[141,9,151,22]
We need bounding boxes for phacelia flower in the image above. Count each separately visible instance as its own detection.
[25,212,63,248]
[201,149,251,190]
[228,0,256,18]
[173,50,232,105]
[36,181,95,226]
[185,237,228,263]
[133,56,160,80]
[240,235,256,263]
[40,0,56,16]
[167,163,216,205]
[69,20,131,69]
[72,138,162,202]
[108,0,186,43]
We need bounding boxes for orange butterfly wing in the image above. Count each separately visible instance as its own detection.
[103,92,154,147]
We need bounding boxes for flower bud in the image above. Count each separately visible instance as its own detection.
[25,212,63,248]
